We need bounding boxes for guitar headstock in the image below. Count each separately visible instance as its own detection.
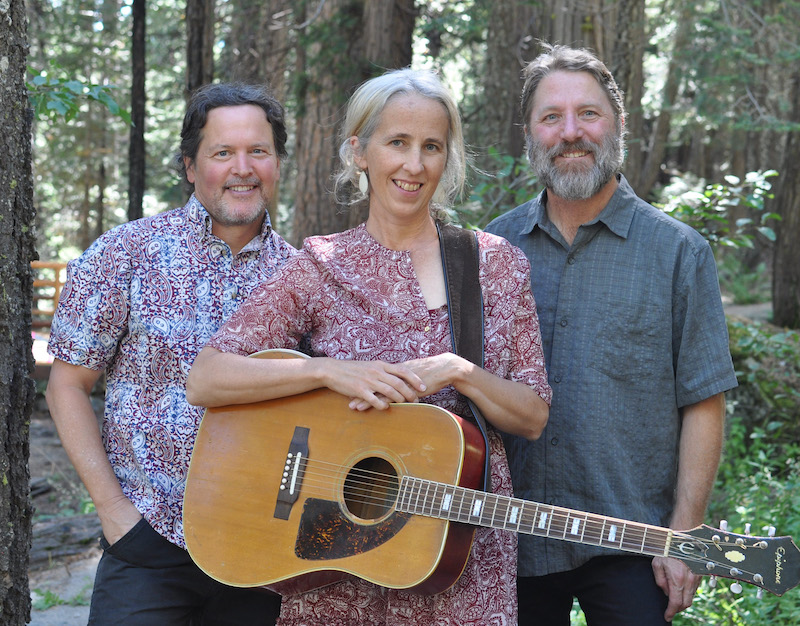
[671,524,800,596]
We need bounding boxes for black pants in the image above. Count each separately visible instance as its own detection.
[518,556,669,626]
[88,518,280,625]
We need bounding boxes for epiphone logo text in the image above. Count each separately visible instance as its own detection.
[775,546,785,583]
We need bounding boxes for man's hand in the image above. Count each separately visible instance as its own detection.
[97,495,143,546]
[652,556,701,621]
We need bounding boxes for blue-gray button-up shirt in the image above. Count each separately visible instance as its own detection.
[485,175,737,576]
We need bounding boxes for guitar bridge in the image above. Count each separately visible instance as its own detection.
[274,426,309,520]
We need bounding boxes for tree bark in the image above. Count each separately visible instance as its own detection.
[129,0,146,222]
[482,0,535,166]
[772,66,800,329]
[611,0,645,191]
[222,0,292,100]
[186,0,216,98]
[291,0,416,244]
[363,0,415,70]
[0,0,37,621]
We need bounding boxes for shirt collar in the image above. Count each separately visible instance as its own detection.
[522,173,636,240]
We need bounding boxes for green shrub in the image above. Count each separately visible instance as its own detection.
[675,320,800,624]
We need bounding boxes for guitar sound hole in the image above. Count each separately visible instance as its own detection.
[343,457,399,521]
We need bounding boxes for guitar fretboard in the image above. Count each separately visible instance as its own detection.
[397,477,672,558]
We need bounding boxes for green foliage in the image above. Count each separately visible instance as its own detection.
[658,170,780,249]
[454,149,538,229]
[717,257,771,305]
[28,67,131,125]
[32,584,92,610]
[728,321,800,426]
[673,321,800,625]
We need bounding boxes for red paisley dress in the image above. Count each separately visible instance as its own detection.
[208,223,551,625]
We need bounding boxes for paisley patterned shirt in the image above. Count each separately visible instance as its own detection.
[209,223,551,625]
[48,194,296,547]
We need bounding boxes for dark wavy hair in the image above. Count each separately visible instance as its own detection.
[175,83,288,192]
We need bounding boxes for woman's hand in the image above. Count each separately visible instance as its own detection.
[357,352,548,440]
[347,353,461,411]
[319,359,428,411]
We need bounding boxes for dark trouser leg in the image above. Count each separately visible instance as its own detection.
[518,556,669,626]
[89,518,280,625]
[575,556,669,626]
[517,571,575,626]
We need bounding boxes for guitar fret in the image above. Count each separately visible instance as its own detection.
[536,506,553,536]
[441,488,453,514]
[455,487,470,522]
[431,483,450,517]
[420,480,433,517]
[485,494,499,527]
[506,499,523,531]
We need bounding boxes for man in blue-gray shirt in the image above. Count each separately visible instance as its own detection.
[486,44,738,625]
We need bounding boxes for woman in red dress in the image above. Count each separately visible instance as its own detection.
[187,68,551,625]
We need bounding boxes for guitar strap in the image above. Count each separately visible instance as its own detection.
[436,221,492,492]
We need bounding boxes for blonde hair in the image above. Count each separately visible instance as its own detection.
[334,68,467,214]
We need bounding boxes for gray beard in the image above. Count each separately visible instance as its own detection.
[527,132,623,201]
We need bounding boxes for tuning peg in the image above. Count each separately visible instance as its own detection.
[709,576,717,588]
[720,519,728,532]
[757,588,764,599]
[731,582,743,594]
[768,526,776,537]
[744,523,752,535]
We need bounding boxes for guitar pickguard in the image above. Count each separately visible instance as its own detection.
[296,498,411,560]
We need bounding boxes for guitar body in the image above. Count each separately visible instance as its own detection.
[183,350,486,596]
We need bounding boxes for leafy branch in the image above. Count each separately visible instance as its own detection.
[27,70,131,125]
[659,170,780,249]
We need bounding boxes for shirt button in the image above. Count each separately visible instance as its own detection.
[550,437,558,446]
[560,318,568,327]
[424,325,430,332]
[553,374,562,384]
[567,256,576,265]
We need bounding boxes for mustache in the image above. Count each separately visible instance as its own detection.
[224,179,261,187]
[545,140,597,159]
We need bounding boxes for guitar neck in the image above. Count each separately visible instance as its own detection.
[398,476,672,558]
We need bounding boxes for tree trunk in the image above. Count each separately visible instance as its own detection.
[0,0,36,622]
[482,0,535,166]
[221,0,292,100]
[129,0,146,222]
[611,0,645,191]
[186,0,216,98]
[772,67,800,329]
[529,0,619,58]
[221,0,293,226]
[291,0,415,244]
[363,0,415,70]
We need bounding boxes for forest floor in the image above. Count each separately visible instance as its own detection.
[25,300,774,625]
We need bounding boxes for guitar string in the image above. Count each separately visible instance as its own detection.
[276,457,769,583]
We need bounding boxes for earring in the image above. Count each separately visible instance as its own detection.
[358,170,369,195]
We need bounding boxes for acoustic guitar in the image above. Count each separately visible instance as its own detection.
[183,349,800,597]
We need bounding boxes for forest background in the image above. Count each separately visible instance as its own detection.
[3,0,800,624]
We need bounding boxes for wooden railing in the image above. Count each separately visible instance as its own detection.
[31,261,68,330]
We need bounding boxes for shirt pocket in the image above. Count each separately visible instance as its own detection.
[588,299,671,381]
